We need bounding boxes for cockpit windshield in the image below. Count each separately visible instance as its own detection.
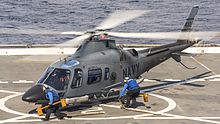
[38,67,54,84]
[41,68,71,91]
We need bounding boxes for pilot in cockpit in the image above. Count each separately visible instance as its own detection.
[59,73,70,84]
[44,69,70,91]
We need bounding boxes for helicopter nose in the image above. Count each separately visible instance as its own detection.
[22,85,46,103]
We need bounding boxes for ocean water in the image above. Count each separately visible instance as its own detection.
[0,0,220,44]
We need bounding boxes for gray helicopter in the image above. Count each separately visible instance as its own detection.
[22,6,218,106]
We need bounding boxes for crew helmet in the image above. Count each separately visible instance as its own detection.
[125,77,129,80]
[124,77,130,83]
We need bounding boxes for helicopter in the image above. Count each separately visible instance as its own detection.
[21,6,219,106]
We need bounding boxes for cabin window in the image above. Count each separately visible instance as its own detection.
[104,68,110,80]
[87,68,102,84]
[71,68,83,88]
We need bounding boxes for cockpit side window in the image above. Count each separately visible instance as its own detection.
[44,69,70,91]
[71,68,83,89]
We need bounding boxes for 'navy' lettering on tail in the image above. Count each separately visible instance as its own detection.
[123,63,139,78]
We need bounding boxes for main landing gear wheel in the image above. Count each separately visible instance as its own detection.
[120,96,131,108]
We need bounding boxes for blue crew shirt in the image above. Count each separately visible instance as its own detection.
[45,89,60,105]
[120,79,139,97]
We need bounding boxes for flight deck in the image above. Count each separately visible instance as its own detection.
[0,45,219,124]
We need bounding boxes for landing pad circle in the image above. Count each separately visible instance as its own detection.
[0,90,176,123]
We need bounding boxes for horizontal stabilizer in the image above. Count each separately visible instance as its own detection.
[172,52,196,57]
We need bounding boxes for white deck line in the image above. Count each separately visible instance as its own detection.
[0,81,8,83]
[12,80,34,84]
[0,47,219,55]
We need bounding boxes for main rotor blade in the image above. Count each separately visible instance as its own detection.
[20,34,90,62]
[18,55,67,62]
[0,28,85,35]
[108,31,220,41]
[0,28,62,35]
[95,10,148,30]
[61,31,85,35]
[57,34,91,47]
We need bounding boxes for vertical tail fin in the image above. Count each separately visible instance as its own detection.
[182,5,199,32]
[177,5,199,43]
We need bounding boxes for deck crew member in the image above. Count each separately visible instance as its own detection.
[119,77,140,108]
[43,86,64,121]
